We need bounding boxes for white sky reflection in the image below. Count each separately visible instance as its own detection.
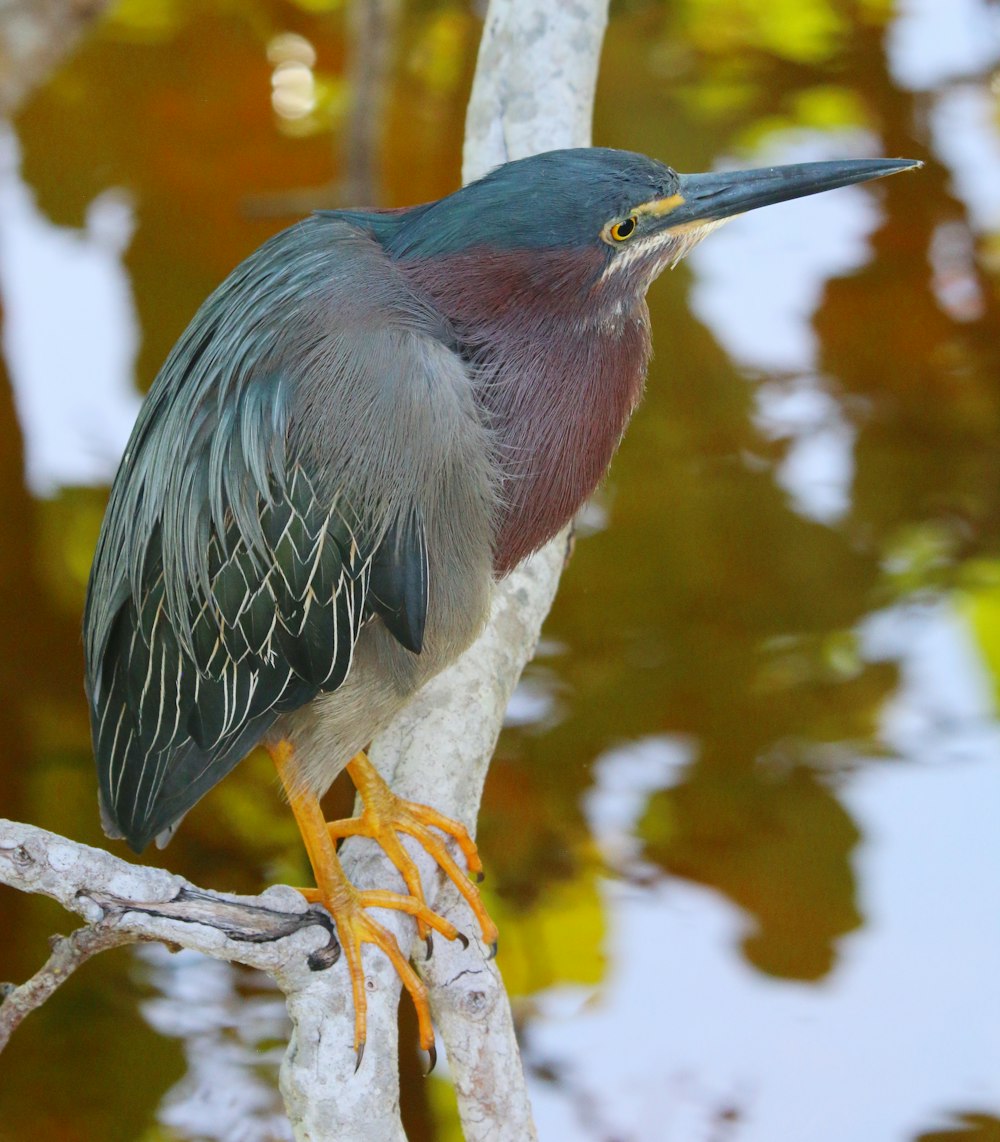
[685,131,883,525]
[686,133,883,377]
[887,0,1000,92]
[529,605,1000,1140]
[0,125,141,496]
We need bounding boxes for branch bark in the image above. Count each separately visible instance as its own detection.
[0,0,610,1137]
[0,0,113,116]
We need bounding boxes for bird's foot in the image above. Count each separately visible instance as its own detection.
[300,878,457,1067]
[269,740,460,1064]
[330,752,499,955]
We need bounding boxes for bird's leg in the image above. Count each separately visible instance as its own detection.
[324,751,499,955]
[268,739,457,1065]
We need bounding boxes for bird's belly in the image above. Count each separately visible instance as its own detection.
[270,561,493,797]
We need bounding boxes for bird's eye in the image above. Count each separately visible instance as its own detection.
[609,216,637,242]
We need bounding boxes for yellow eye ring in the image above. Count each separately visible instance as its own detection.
[609,216,637,241]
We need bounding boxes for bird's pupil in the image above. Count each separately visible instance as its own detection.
[615,217,636,239]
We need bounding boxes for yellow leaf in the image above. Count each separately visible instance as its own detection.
[490,855,607,997]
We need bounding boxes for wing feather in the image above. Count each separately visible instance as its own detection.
[85,216,444,851]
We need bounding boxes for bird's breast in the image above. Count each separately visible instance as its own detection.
[393,245,652,578]
[488,312,651,575]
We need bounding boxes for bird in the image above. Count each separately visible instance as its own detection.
[84,146,920,1061]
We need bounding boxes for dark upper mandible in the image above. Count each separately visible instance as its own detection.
[333,146,917,259]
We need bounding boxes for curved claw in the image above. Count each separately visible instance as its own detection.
[334,889,440,1062]
[355,1040,365,1073]
[425,1043,437,1075]
[487,940,498,961]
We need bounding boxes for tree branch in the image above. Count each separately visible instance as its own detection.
[328,4,610,1136]
[0,919,133,1051]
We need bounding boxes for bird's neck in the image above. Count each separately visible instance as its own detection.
[401,249,651,576]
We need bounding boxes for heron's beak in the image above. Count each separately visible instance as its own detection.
[645,157,922,233]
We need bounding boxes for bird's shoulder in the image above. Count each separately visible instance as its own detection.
[229,212,450,342]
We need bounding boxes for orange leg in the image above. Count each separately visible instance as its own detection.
[268,740,461,1067]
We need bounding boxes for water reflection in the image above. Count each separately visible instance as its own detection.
[583,736,691,875]
[929,220,986,323]
[527,728,1000,1140]
[138,946,291,1142]
[519,1,1000,1136]
[688,133,885,376]
[888,0,1000,92]
[0,127,140,495]
[929,85,1000,234]
[527,602,1000,1139]
[864,601,998,757]
[753,376,856,524]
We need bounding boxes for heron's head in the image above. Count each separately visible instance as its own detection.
[376,147,920,316]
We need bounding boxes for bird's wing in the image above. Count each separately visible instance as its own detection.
[84,216,466,851]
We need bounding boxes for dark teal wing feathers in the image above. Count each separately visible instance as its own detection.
[368,507,428,654]
[85,216,439,852]
[89,462,373,850]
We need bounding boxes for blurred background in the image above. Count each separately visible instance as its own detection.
[1,0,999,1139]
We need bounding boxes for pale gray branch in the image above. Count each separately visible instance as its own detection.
[0,918,134,1051]
[0,819,340,1034]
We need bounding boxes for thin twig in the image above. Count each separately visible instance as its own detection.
[0,921,136,1050]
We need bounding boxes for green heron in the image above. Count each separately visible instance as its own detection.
[84,146,919,1059]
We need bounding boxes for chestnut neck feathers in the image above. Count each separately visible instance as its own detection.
[400,246,652,574]
[332,147,679,574]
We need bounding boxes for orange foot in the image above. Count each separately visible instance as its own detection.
[332,751,499,954]
[268,740,497,1067]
